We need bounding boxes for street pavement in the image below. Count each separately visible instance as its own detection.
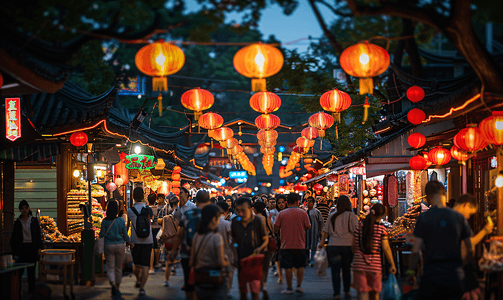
[23,262,364,300]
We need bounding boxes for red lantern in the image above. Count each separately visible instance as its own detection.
[213,127,234,141]
[258,139,277,147]
[172,173,181,181]
[313,183,324,192]
[453,125,488,152]
[172,187,180,195]
[428,146,451,165]
[173,166,182,174]
[249,92,282,114]
[260,147,275,154]
[296,137,311,149]
[407,86,425,103]
[308,112,334,138]
[257,129,278,142]
[294,183,307,192]
[450,145,471,162]
[408,133,426,148]
[479,111,503,145]
[301,127,319,141]
[320,89,351,123]
[409,155,428,170]
[339,41,390,95]
[70,132,88,147]
[221,138,239,149]
[255,114,281,130]
[407,109,425,125]
[181,88,214,120]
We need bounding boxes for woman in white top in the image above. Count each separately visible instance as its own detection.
[319,195,359,299]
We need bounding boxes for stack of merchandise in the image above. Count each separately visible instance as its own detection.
[479,240,503,272]
[91,198,105,231]
[40,216,80,243]
[67,189,86,234]
[387,204,423,239]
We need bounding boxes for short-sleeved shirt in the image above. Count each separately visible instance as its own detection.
[100,217,131,244]
[352,223,387,273]
[274,207,311,249]
[316,203,331,224]
[323,211,359,246]
[127,203,154,244]
[231,214,267,260]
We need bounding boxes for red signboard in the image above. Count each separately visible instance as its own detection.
[5,98,21,141]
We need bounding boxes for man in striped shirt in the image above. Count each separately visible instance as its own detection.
[315,196,331,225]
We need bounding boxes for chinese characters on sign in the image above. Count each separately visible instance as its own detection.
[124,154,157,170]
[5,98,21,141]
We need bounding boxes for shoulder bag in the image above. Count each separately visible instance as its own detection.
[192,234,225,289]
[265,218,277,252]
[95,218,117,255]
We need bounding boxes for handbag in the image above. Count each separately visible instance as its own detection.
[94,218,117,255]
[265,220,277,252]
[190,234,224,288]
[239,254,264,282]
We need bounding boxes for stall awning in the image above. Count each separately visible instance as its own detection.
[365,156,411,178]
[0,143,58,161]
[304,159,364,184]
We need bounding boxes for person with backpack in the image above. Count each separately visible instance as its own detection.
[169,190,211,300]
[319,195,359,299]
[127,187,154,296]
[352,203,396,300]
[252,200,275,300]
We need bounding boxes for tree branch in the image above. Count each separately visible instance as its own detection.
[316,0,353,18]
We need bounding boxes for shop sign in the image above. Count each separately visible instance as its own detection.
[124,154,157,169]
[5,98,21,141]
[229,170,247,179]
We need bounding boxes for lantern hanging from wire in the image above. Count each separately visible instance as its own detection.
[255,114,281,130]
[296,137,312,149]
[259,139,277,148]
[450,145,471,163]
[257,129,278,142]
[301,127,319,141]
[233,42,284,92]
[309,112,334,149]
[479,111,503,145]
[181,87,214,121]
[213,127,234,141]
[220,138,239,149]
[409,155,428,170]
[135,39,185,92]
[249,92,282,114]
[70,132,88,147]
[320,89,351,138]
[453,124,488,152]
[198,112,224,139]
[339,41,390,95]
[407,108,426,125]
[408,133,426,148]
[407,86,425,103]
[428,146,451,165]
[260,147,276,154]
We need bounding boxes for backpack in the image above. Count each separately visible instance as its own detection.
[131,207,151,238]
[183,208,201,249]
[160,215,179,240]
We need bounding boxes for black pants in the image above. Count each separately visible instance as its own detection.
[326,246,353,296]
[17,243,38,293]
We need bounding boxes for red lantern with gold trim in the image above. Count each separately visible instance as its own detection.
[220,138,239,149]
[257,129,278,142]
[181,88,214,121]
[479,111,503,145]
[296,137,311,149]
[453,124,488,152]
[428,146,451,165]
[407,108,425,125]
[255,114,281,130]
[308,112,334,138]
[70,132,88,147]
[173,166,182,174]
[409,155,428,170]
[249,92,282,114]
[408,133,426,148]
[450,145,471,162]
[407,86,425,103]
[213,127,234,141]
[320,89,351,123]
[301,127,319,140]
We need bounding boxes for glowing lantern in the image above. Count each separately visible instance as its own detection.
[257,129,278,142]
[294,183,307,192]
[259,139,277,148]
[255,114,281,130]
[409,155,428,170]
[301,127,319,140]
[340,41,390,95]
[313,183,324,192]
[408,133,426,148]
[213,127,234,141]
[228,145,243,156]
[172,181,181,188]
[221,138,239,149]
[479,111,503,145]
[428,146,451,165]
[309,112,334,149]
[106,182,117,192]
[199,112,224,138]
[320,89,351,123]
[407,108,425,125]
[296,137,311,149]
[135,40,185,91]
[181,87,214,121]
[233,42,284,92]
[450,145,471,162]
[114,177,124,186]
[453,124,488,152]
[173,166,182,174]
[407,86,425,103]
[260,147,276,154]
[172,188,180,195]
[249,92,282,114]
[70,132,88,147]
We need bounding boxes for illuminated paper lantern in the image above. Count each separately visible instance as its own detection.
[407,86,425,103]
[320,89,351,123]
[428,146,451,165]
[213,127,234,141]
[301,127,319,141]
[408,133,426,148]
[450,145,471,162]
[181,87,214,120]
[70,132,88,147]
[479,111,503,145]
[407,108,425,125]
[409,155,428,170]
[249,92,282,114]
[453,125,488,152]
[255,114,281,130]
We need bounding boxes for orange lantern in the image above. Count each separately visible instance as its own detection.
[228,145,243,156]
[172,173,181,181]
[172,187,180,195]
[309,112,334,149]
[320,89,351,123]
[135,40,185,91]
[428,146,451,165]
[213,127,234,141]
[199,112,223,134]
[233,42,284,92]
[173,166,182,174]
[453,124,488,152]
[301,127,319,141]
[259,139,277,147]
[408,133,426,148]
[255,114,281,130]
[260,147,276,154]
[479,111,503,145]
[422,151,433,168]
[450,145,471,162]
[340,41,390,95]
[181,88,214,121]
[407,86,425,103]
[296,137,311,149]
[70,132,88,147]
[113,162,129,183]
[407,108,425,125]
[249,92,282,114]
[257,129,278,142]
[172,181,180,188]
[409,155,428,170]
[221,138,239,149]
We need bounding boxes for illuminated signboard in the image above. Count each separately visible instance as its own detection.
[229,171,248,179]
[124,154,157,169]
[5,98,21,141]
[235,178,247,183]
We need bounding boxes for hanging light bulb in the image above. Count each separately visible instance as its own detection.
[496,171,503,188]
[73,170,80,178]
[134,146,141,154]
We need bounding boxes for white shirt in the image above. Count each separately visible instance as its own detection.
[180,200,197,216]
[21,216,33,243]
[127,203,153,244]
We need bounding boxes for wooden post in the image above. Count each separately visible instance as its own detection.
[0,163,3,254]
[497,146,503,236]
[2,161,15,254]
[57,144,71,235]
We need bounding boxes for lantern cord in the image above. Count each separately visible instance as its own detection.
[149,102,158,128]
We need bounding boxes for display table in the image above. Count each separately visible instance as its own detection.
[43,242,83,284]
[390,240,414,277]
[0,263,35,300]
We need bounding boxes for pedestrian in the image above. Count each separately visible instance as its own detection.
[316,196,331,225]
[148,193,161,274]
[274,193,311,294]
[216,201,236,297]
[162,192,181,287]
[270,194,286,283]
[232,197,269,300]
[252,201,274,300]
[169,190,211,300]
[99,200,134,296]
[319,195,358,299]
[352,203,396,300]
[10,200,43,296]
[452,194,494,299]
[305,196,323,267]
[179,186,197,215]
[127,187,154,296]
[189,204,230,300]
[117,200,128,224]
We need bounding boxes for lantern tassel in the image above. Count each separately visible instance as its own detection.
[363,97,370,124]
[157,94,163,117]
[251,78,267,92]
[336,125,339,139]
[359,78,373,95]
[153,76,168,92]
[333,112,341,124]
[194,111,202,121]
[320,139,323,150]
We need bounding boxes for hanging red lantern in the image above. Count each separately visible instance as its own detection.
[301,127,319,140]
[255,114,281,130]
[408,133,426,148]
[171,181,181,188]
[407,108,425,125]
[313,183,324,192]
[339,41,390,95]
[135,40,185,91]
[70,132,88,147]
[296,137,312,149]
[213,127,234,141]
[409,155,428,170]
[233,42,284,92]
[453,124,488,152]
[407,86,425,103]
[292,145,306,153]
[319,89,351,123]
[173,166,182,174]
[172,173,181,181]
[181,87,214,121]
[479,111,503,145]
[308,112,334,138]
[249,92,282,114]
[450,145,471,162]
[260,147,276,154]
[220,138,239,149]
[257,129,278,142]
[294,183,308,192]
[172,187,180,195]
[258,139,277,148]
[428,146,451,165]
